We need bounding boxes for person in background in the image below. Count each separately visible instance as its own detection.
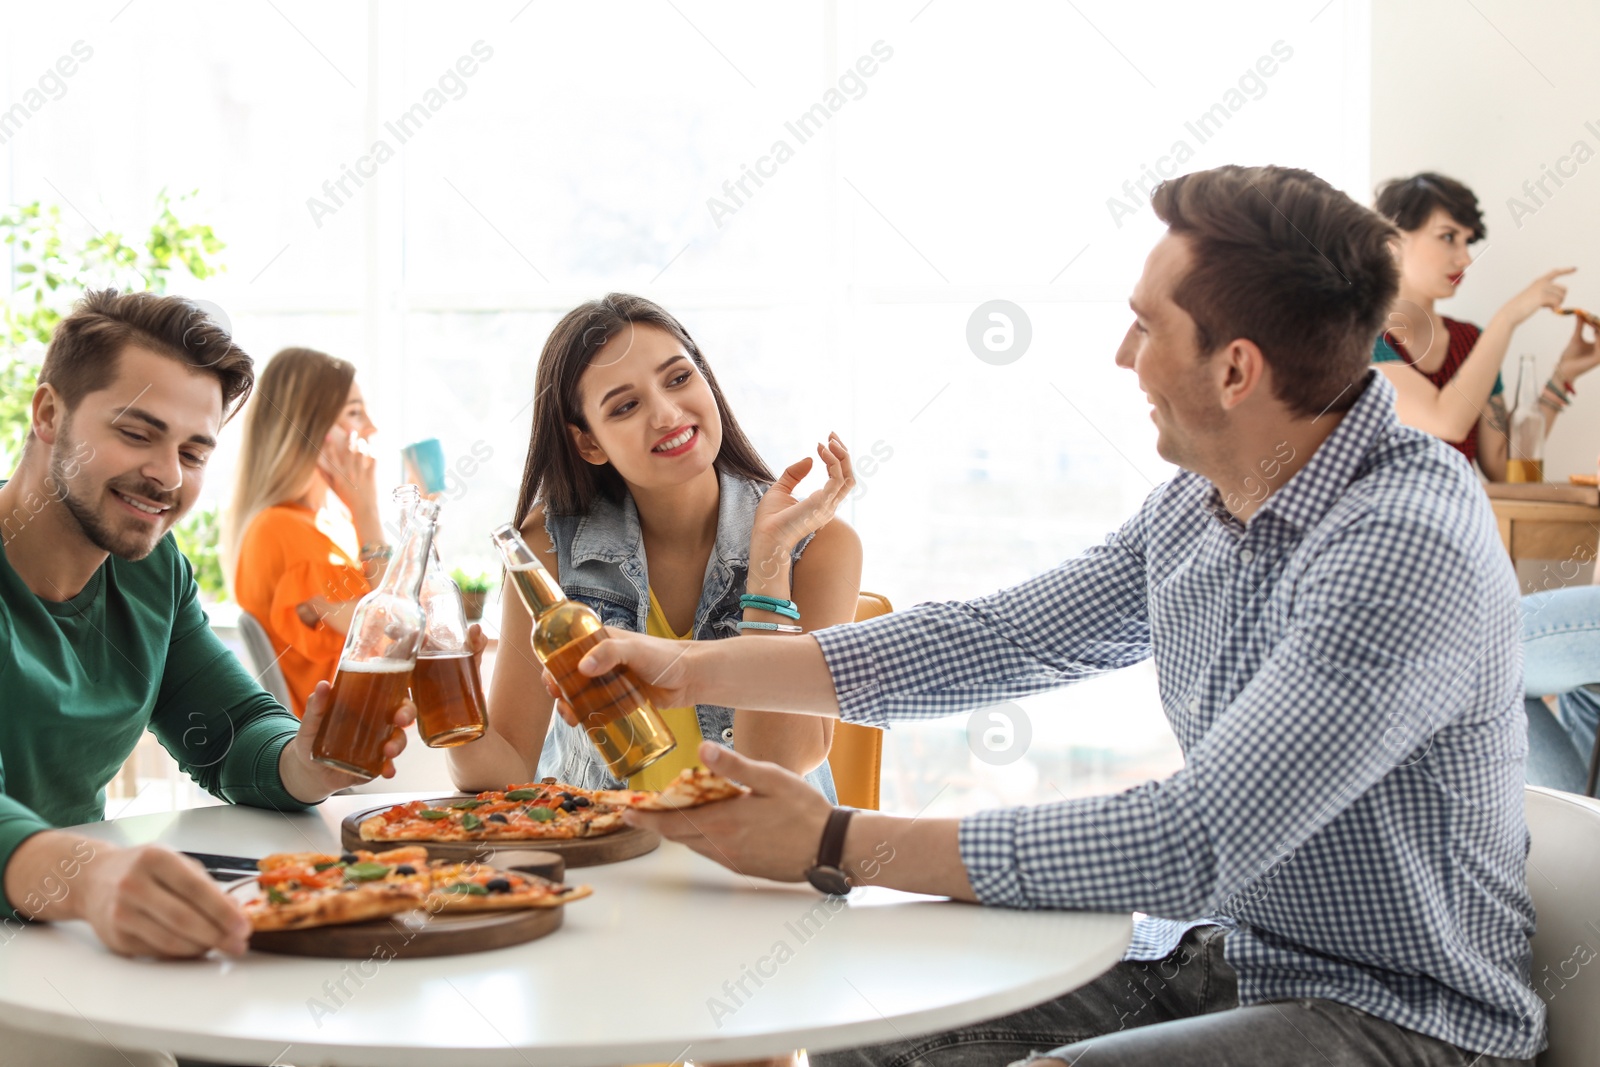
[0,290,412,1067]
[224,347,388,716]
[1372,171,1600,480]
[447,294,861,800]
[1375,176,1600,791]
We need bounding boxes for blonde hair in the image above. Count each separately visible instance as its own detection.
[221,347,355,593]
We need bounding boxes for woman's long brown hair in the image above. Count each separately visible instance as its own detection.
[513,294,773,525]
[221,347,355,592]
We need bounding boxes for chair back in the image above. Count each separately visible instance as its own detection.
[826,593,891,810]
[1525,785,1600,1065]
[237,611,293,710]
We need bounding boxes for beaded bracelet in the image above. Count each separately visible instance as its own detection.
[1541,383,1572,412]
[739,593,801,620]
[358,542,393,563]
[737,621,804,633]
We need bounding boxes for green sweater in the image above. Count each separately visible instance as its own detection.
[0,522,309,914]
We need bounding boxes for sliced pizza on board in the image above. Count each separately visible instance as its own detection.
[357,791,624,843]
[241,848,591,932]
[244,847,431,932]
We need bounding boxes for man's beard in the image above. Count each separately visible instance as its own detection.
[50,435,178,562]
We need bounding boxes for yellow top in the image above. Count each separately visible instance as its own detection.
[627,589,708,790]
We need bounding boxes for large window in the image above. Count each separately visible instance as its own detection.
[4,0,1370,816]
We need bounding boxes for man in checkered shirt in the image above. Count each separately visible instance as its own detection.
[566,165,1542,1065]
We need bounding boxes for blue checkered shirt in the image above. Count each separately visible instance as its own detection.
[813,372,1542,1059]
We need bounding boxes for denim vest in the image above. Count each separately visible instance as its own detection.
[538,470,838,802]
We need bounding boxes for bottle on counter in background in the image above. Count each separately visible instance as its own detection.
[313,499,439,777]
[1508,354,1545,483]
[491,523,676,779]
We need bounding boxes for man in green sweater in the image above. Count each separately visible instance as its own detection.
[0,288,414,970]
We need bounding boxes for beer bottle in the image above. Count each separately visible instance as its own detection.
[1507,354,1544,483]
[392,486,453,634]
[311,499,439,776]
[490,523,676,780]
[408,500,488,748]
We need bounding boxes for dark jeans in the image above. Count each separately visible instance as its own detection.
[810,927,1534,1067]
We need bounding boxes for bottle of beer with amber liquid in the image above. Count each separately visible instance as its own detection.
[312,499,439,777]
[490,523,676,779]
[393,488,487,748]
[1507,354,1545,483]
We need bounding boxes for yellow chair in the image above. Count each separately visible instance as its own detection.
[826,592,891,810]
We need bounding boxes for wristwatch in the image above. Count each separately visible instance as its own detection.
[805,807,855,896]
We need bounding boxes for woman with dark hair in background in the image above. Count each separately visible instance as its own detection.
[1374,175,1600,793]
[1372,171,1599,481]
[224,347,387,716]
[447,294,861,800]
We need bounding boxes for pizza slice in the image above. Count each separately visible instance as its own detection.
[485,784,623,838]
[510,780,608,802]
[244,847,432,932]
[424,860,592,912]
[591,766,749,811]
[359,800,482,842]
[479,802,625,840]
[257,846,430,873]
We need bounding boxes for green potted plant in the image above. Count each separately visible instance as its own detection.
[173,505,228,603]
[1,190,227,470]
[3,192,229,600]
[451,567,496,623]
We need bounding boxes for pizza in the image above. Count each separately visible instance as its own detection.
[426,860,592,911]
[256,846,428,874]
[244,847,432,932]
[243,847,591,931]
[591,767,749,811]
[358,782,625,842]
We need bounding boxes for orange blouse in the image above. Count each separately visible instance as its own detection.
[234,503,370,717]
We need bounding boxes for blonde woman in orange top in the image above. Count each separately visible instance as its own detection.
[223,348,388,716]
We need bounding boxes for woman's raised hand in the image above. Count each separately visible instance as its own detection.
[749,433,855,583]
[1500,267,1576,326]
[319,428,380,522]
[1557,314,1600,383]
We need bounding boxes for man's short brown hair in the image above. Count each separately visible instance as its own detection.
[1150,166,1398,418]
[38,289,254,421]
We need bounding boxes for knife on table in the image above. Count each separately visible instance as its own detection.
[181,851,262,881]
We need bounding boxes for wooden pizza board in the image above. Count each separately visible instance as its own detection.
[230,882,566,959]
[340,799,661,867]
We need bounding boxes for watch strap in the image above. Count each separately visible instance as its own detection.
[817,807,854,871]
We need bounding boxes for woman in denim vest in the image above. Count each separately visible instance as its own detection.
[449,294,860,800]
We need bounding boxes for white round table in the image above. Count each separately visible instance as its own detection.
[0,794,1131,1067]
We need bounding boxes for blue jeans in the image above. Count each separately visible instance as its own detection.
[1522,586,1600,793]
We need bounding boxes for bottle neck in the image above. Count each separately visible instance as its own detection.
[507,563,567,618]
[381,517,436,601]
